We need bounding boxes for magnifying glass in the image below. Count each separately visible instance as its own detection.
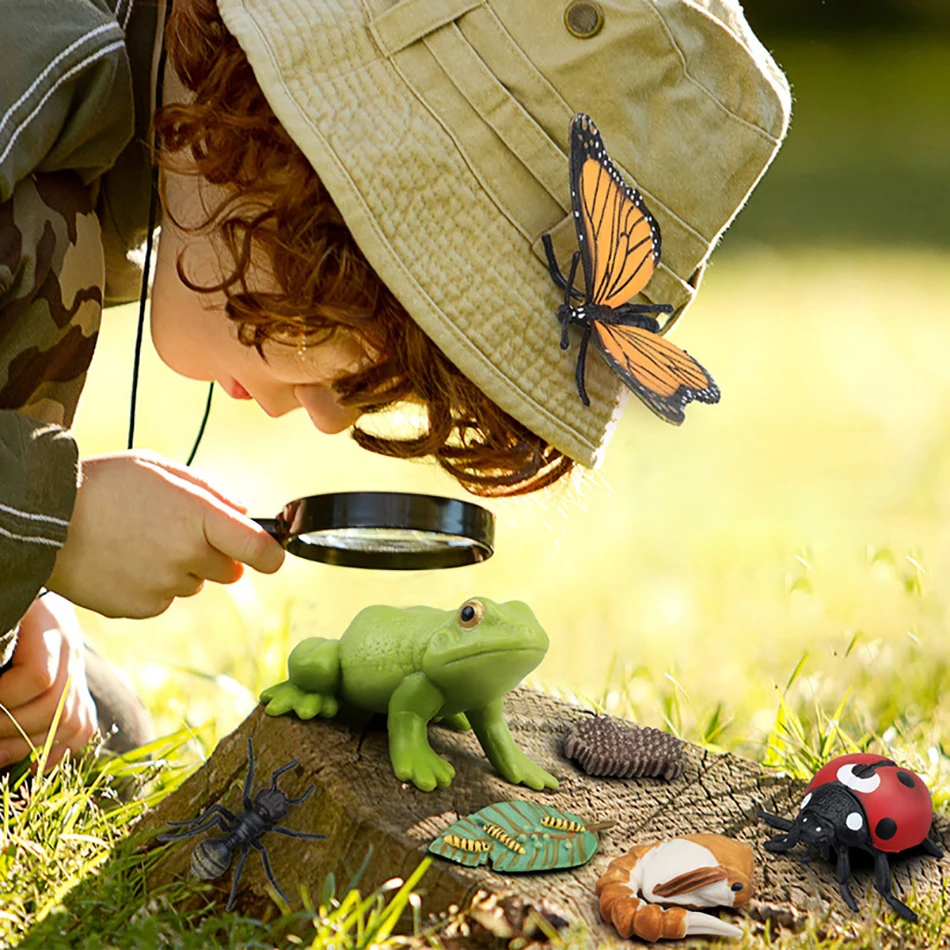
[253,491,495,570]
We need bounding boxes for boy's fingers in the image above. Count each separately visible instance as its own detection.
[0,734,48,768]
[189,550,245,586]
[0,622,62,711]
[0,683,70,739]
[0,729,87,770]
[138,455,248,513]
[175,576,206,599]
[202,504,285,574]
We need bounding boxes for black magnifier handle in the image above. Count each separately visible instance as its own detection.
[254,517,282,540]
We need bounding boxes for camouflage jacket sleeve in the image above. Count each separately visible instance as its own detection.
[0,0,133,203]
[0,171,103,644]
[0,0,159,306]
[0,0,150,645]
[0,416,79,659]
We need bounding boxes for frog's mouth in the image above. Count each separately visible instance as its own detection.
[439,646,545,668]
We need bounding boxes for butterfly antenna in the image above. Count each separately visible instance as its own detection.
[564,252,580,307]
[541,234,584,300]
[561,252,581,349]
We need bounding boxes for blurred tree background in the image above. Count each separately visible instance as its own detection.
[727,0,950,248]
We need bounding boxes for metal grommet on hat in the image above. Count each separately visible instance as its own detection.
[564,1,604,39]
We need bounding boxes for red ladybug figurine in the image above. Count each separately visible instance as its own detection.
[759,753,942,922]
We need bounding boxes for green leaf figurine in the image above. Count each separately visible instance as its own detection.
[429,800,611,872]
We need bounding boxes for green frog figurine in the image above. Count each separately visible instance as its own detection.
[260,597,558,793]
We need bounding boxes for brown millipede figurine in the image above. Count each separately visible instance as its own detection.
[596,834,754,941]
[563,715,687,780]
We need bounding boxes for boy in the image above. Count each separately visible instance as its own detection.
[0,0,790,765]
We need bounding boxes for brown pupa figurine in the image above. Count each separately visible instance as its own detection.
[563,716,687,780]
[596,834,754,941]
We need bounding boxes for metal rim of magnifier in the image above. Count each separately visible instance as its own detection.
[259,491,495,569]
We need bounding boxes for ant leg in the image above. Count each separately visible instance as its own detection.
[163,804,236,829]
[541,234,583,300]
[575,327,592,407]
[252,840,290,904]
[268,824,327,841]
[225,845,250,912]
[243,738,255,810]
[158,809,233,842]
[285,784,315,806]
[874,851,917,922]
[759,810,795,833]
[835,847,859,913]
[269,759,301,788]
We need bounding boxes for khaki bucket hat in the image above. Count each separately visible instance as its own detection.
[215,0,790,466]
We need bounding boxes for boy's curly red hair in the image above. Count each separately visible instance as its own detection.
[154,0,574,496]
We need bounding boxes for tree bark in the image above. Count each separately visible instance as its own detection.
[137,688,949,944]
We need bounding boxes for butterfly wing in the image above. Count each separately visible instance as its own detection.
[569,114,661,309]
[592,322,720,425]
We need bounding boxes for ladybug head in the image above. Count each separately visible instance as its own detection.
[797,783,871,849]
[796,803,838,847]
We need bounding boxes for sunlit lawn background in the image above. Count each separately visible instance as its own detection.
[10,18,949,948]
[69,30,950,798]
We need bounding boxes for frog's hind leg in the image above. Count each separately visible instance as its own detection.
[260,638,341,719]
[434,713,471,731]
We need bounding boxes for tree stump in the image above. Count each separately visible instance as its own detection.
[137,688,949,944]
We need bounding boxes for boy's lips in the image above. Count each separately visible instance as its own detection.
[223,378,253,400]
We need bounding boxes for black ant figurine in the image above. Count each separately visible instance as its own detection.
[158,737,326,911]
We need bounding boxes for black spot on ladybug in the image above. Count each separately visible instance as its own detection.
[897,771,916,788]
[876,817,898,840]
[854,758,895,778]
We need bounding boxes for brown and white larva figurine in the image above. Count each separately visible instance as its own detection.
[596,834,754,941]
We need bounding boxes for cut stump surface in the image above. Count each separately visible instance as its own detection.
[138,689,950,944]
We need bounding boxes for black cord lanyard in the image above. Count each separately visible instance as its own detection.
[127,0,214,464]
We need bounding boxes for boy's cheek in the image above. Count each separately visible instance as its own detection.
[150,279,210,381]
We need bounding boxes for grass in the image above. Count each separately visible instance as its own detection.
[50,244,950,948]
[5,32,950,950]
[11,243,946,948]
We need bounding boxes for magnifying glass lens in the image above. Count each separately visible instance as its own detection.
[294,528,475,554]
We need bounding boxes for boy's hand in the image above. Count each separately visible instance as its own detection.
[0,595,97,770]
[47,451,285,619]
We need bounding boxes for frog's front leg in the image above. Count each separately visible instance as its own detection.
[388,673,455,792]
[467,698,559,790]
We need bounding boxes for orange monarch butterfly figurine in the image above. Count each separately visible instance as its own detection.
[542,114,720,423]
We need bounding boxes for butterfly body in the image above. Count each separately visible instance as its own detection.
[543,114,719,424]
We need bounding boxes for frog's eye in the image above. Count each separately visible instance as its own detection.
[457,599,485,630]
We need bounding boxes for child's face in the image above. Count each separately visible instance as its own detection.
[151,169,370,435]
